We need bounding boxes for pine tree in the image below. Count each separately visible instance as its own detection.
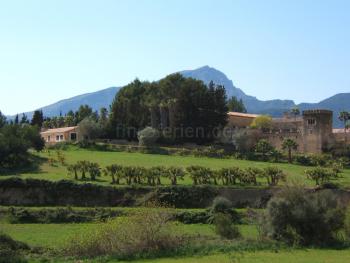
[31,110,44,127]
[14,114,19,124]
[20,113,29,124]
[227,96,247,113]
[0,110,6,128]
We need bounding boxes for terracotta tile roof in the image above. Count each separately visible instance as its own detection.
[40,126,78,134]
[227,112,259,118]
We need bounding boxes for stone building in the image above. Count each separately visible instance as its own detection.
[227,109,347,154]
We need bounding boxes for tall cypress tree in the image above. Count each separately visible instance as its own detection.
[31,110,44,127]
[20,113,29,124]
[14,114,19,124]
[0,110,6,128]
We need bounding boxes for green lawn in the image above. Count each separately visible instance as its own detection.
[0,221,255,248]
[2,222,349,263]
[1,148,350,187]
[1,220,349,263]
[116,250,350,263]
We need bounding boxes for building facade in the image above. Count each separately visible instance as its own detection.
[227,109,347,154]
[40,126,80,145]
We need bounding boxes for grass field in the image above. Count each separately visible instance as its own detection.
[1,147,350,188]
[117,250,350,263]
[0,222,257,247]
[1,221,349,263]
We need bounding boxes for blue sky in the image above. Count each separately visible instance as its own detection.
[0,0,349,115]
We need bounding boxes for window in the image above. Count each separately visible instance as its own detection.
[47,136,50,142]
[307,119,316,126]
[70,133,77,141]
[60,135,64,141]
[56,135,60,141]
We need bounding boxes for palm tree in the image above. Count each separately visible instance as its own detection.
[339,111,350,144]
[77,160,90,180]
[244,167,262,185]
[282,138,298,163]
[67,164,79,180]
[263,167,286,186]
[103,164,123,184]
[122,166,135,185]
[186,166,202,185]
[88,162,101,181]
[166,167,185,185]
[290,107,300,120]
[217,168,230,185]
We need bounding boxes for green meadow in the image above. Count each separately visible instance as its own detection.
[1,147,350,188]
[1,220,349,263]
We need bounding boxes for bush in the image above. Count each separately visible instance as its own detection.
[63,204,185,259]
[260,186,345,246]
[262,167,286,186]
[78,117,102,140]
[137,127,160,147]
[208,196,240,224]
[174,211,210,224]
[0,233,29,263]
[213,213,241,240]
[0,124,44,171]
[295,154,313,166]
[305,167,337,186]
[210,196,232,214]
[345,206,350,241]
[4,207,123,224]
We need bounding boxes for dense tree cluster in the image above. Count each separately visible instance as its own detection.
[42,105,105,129]
[0,123,45,170]
[108,74,228,143]
[227,96,247,113]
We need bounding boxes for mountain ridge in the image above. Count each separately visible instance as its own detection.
[6,66,349,128]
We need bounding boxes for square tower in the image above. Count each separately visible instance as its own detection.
[302,109,333,153]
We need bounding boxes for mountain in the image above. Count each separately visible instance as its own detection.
[9,87,120,120]
[298,93,350,128]
[7,66,349,127]
[181,66,295,113]
[182,66,349,127]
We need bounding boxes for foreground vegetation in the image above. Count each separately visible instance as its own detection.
[1,189,350,262]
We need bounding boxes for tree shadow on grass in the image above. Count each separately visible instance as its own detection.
[0,154,46,176]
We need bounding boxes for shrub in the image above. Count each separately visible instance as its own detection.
[213,213,241,240]
[165,167,185,185]
[186,166,213,185]
[262,167,286,186]
[305,167,337,186]
[250,115,272,130]
[242,167,262,185]
[260,186,345,246]
[174,211,210,224]
[255,139,275,160]
[210,196,232,213]
[0,233,29,263]
[208,196,240,224]
[137,127,160,147]
[295,154,313,166]
[63,204,185,259]
[78,117,102,140]
[0,124,44,171]
[345,206,350,240]
[217,167,242,185]
[56,150,66,165]
[310,154,331,167]
[4,207,123,224]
